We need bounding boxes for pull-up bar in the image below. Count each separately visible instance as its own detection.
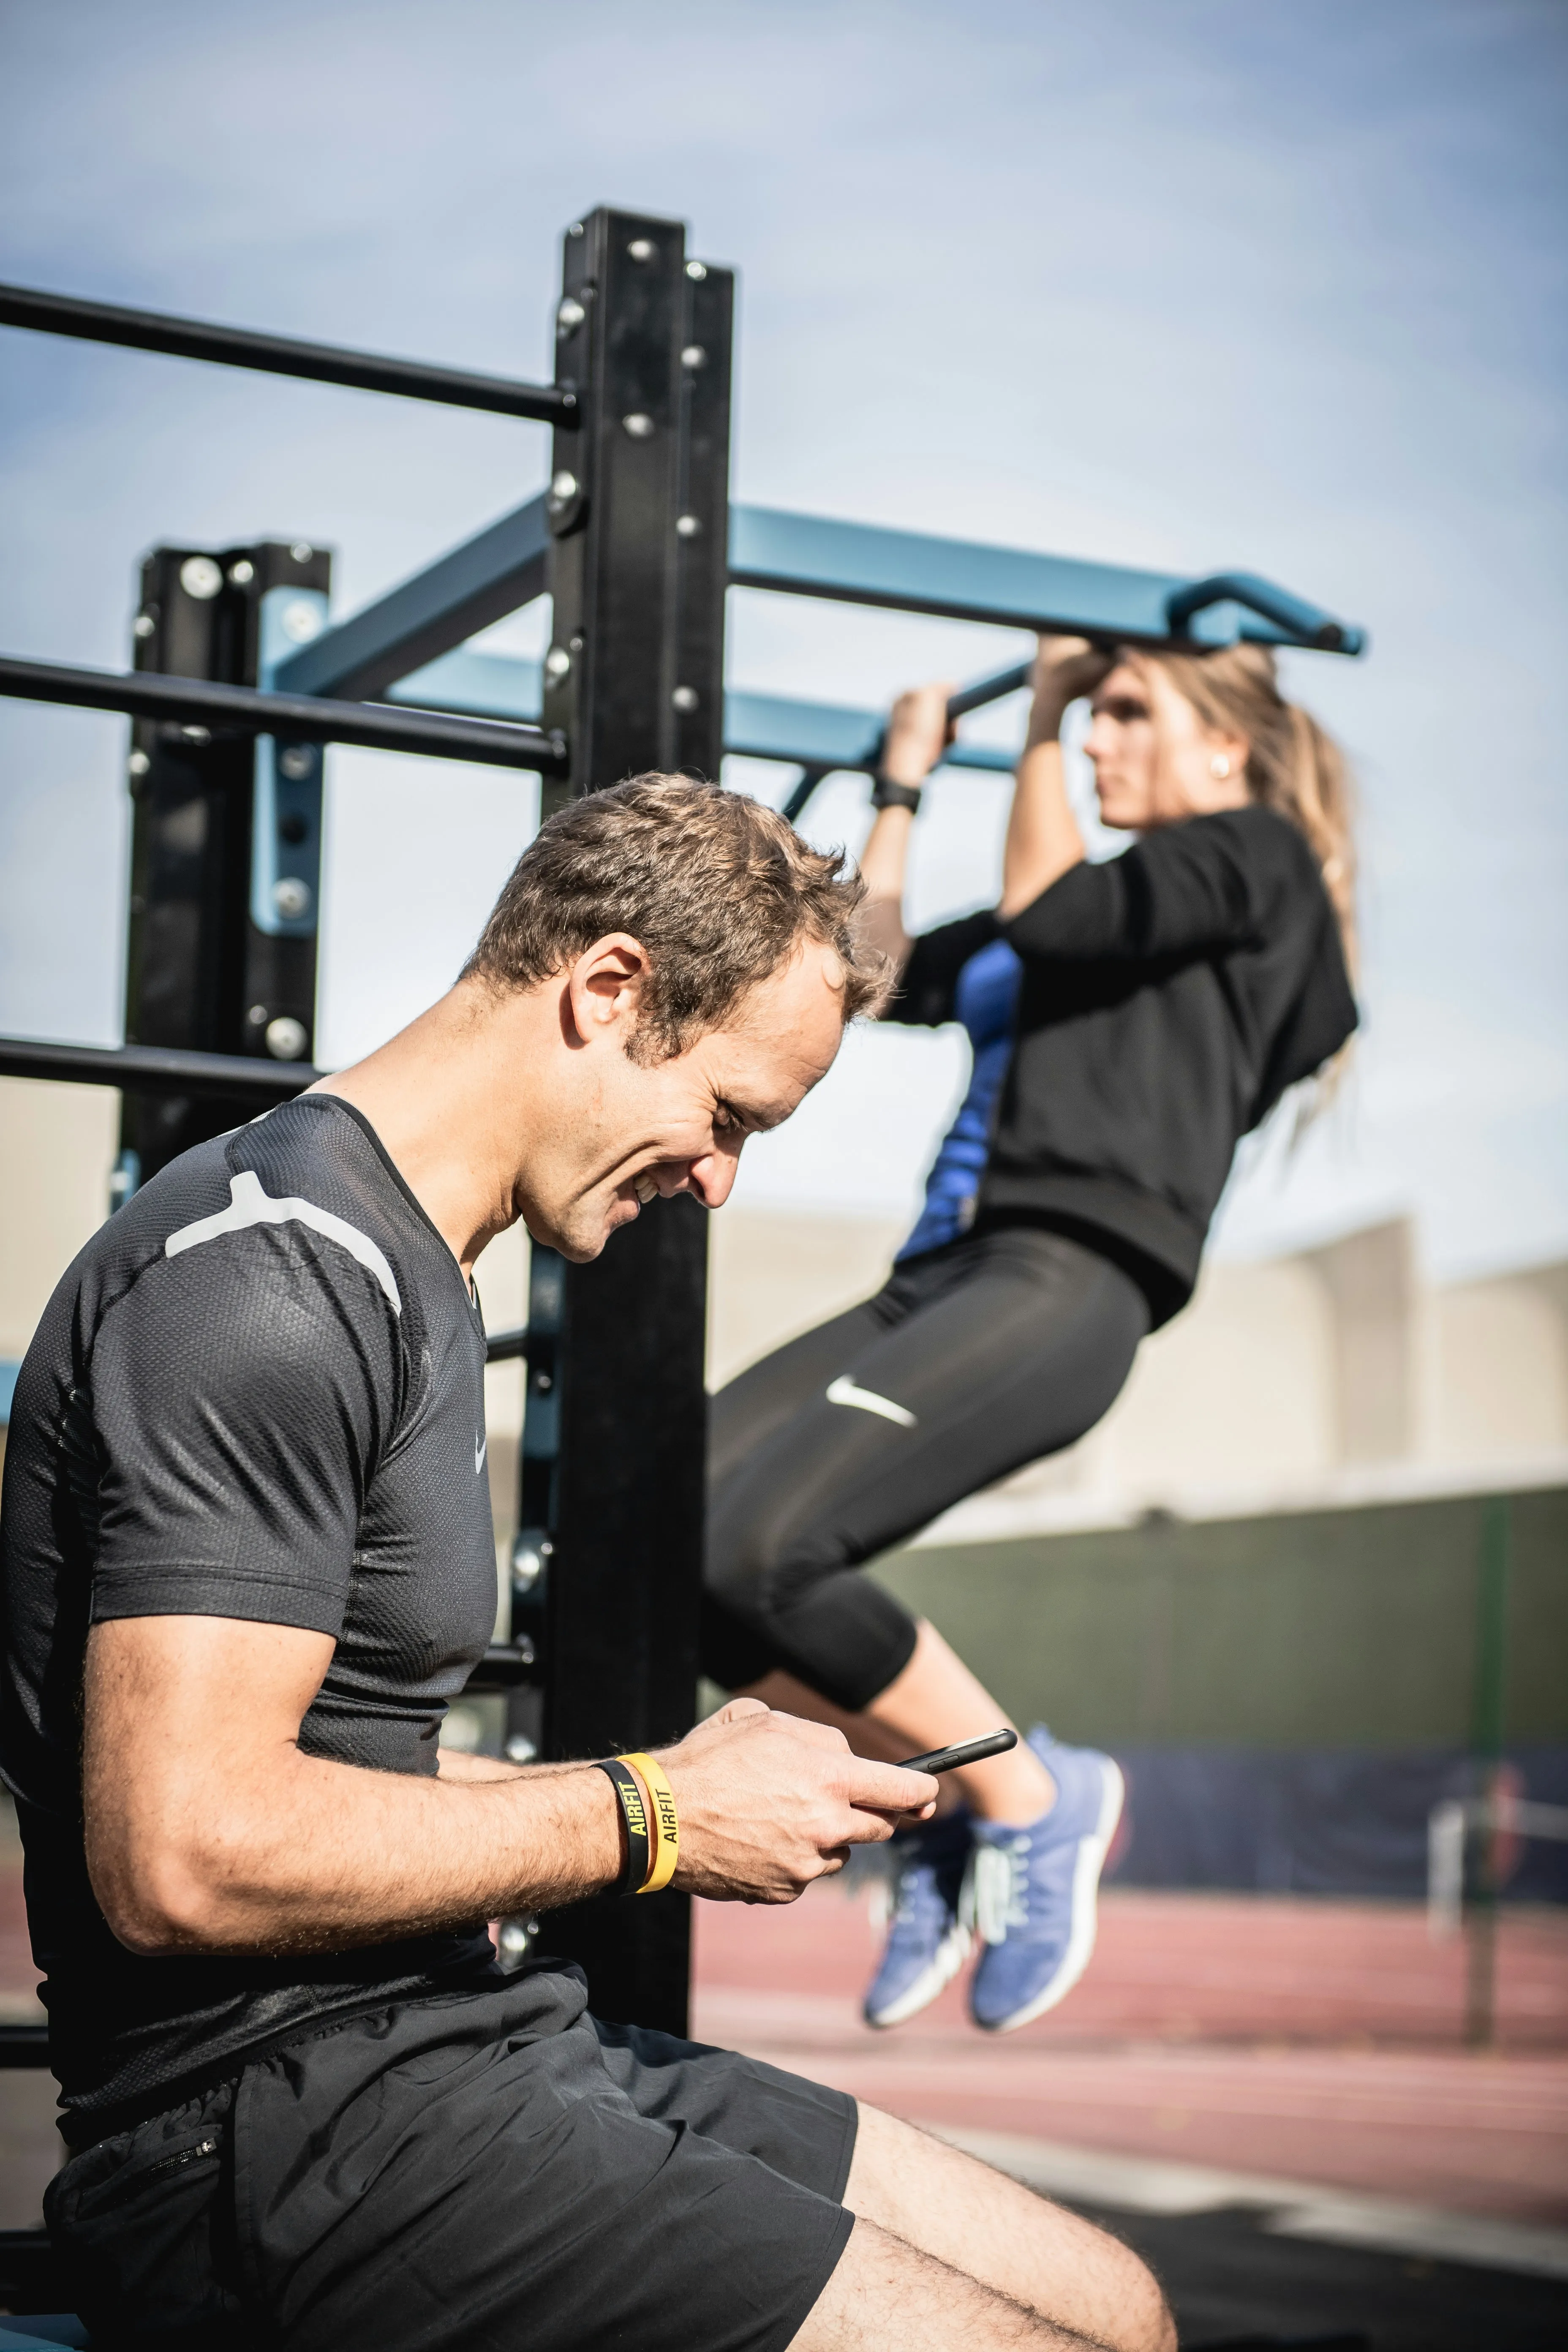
[0,282,576,426]
[0,654,569,773]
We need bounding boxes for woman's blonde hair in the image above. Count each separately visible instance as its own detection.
[1130,640,1358,980]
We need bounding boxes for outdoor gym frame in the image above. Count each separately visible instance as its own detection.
[0,205,1366,2045]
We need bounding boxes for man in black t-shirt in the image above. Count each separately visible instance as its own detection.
[2,776,1171,2352]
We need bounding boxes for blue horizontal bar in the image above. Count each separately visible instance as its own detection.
[275,493,550,702]
[727,507,1364,656]
[723,689,1015,774]
[387,652,1018,776]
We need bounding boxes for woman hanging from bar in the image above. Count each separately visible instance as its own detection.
[703,634,1359,2034]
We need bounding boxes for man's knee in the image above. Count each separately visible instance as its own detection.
[844,2106,1174,2352]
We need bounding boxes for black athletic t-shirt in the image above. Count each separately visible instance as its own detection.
[886,806,1357,1323]
[0,1095,501,2125]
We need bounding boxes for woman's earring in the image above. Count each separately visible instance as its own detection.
[1210,754,1232,781]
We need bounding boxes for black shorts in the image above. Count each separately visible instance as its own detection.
[46,1966,858,2351]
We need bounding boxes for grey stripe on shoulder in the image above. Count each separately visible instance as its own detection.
[164,1169,402,1314]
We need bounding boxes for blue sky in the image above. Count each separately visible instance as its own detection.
[1,0,1563,1277]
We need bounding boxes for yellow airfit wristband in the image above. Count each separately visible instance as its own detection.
[618,1752,679,1893]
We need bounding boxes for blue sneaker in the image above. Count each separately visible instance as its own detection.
[863,1808,974,2028]
[964,1729,1123,2034]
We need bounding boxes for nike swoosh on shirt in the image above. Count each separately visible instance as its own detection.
[825,1375,917,1428]
[475,1434,487,1473]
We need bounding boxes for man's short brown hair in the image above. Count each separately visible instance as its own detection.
[463,775,889,1060]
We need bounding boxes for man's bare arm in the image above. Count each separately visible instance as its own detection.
[83,1617,935,1957]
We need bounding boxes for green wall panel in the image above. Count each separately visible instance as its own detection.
[869,1488,1567,1750]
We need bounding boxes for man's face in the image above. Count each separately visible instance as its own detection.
[519,939,849,1261]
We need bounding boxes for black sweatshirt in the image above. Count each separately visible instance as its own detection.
[899,805,1357,1326]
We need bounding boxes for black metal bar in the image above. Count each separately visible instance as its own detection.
[0,2023,49,2068]
[946,659,1034,720]
[670,261,735,781]
[274,495,550,704]
[0,1035,321,1101]
[0,280,576,426]
[0,653,569,771]
[112,543,329,1180]
[781,763,832,823]
[528,211,710,2038]
[484,1325,531,1363]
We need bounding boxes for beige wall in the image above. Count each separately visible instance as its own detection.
[5,1079,1565,1549]
[703,1203,1568,1539]
[0,1078,120,1361]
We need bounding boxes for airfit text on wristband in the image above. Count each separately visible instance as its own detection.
[595,1758,652,1896]
[618,1752,680,1893]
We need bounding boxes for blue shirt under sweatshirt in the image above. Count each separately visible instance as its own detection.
[893,931,1021,1260]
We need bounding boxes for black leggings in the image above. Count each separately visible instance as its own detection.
[703,1224,1150,1711]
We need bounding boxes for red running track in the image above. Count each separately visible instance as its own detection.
[4,1851,1565,2226]
[692,1884,1568,2227]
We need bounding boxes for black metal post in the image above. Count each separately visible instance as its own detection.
[514,211,731,2034]
[120,541,328,1182]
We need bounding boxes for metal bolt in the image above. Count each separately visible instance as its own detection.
[549,469,580,504]
[505,1734,538,1764]
[128,749,150,776]
[544,646,572,683]
[247,1004,268,1026]
[686,261,708,281]
[567,636,583,653]
[279,743,313,780]
[568,221,584,238]
[681,344,707,370]
[132,614,155,640]
[264,1013,309,1059]
[228,559,255,587]
[675,514,701,539]
[179,555,223,601]
[280,599,322,644]
[290,542,314,565]
[534,1369,553,1392]
[627,238,656,262]
[622,413,655,439]
[272,878,312,922]
[556,297,586,334]
[672,685,699,712]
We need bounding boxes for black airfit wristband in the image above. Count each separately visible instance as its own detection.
[870,773,924,813]
[596,1758,652,1897]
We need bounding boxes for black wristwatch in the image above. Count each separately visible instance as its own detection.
[870,773,924,814]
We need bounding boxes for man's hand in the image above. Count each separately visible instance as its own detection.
[656,1698,937,1904]
[81,1622,936,1957]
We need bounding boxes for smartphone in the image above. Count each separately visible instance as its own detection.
[896,1729,1018,1775]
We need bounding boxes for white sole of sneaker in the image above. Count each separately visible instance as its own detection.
[978,1756,1125,2035]
[865,1920,974,2030]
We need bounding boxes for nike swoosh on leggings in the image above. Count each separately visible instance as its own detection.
[825,1375,917,1427]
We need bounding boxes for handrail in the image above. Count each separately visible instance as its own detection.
[0,282,575,427]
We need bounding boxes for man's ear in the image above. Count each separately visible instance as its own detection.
[562,934,651,1047]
